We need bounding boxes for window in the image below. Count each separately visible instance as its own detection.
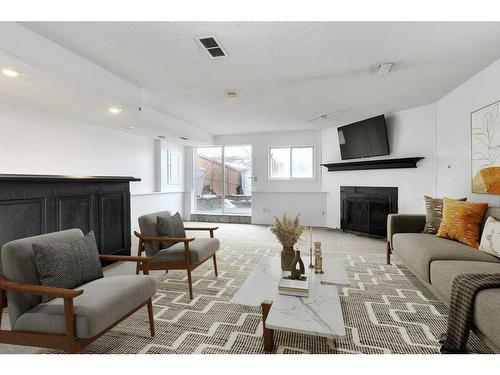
[195,145,252,215]
[269,146,314,180]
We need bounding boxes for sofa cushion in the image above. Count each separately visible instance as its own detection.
[13,275,157,338]
[479,216,500,259]
[482,207,500,230]
[436,198,488,248]
[430,260,500,303]
[392,233,500,282]
[157,212,186,249]
[32,231,103,303]
[474,288,500,350]
[423,196,466,234]
[429,260,500,349]
[151,238,219,264]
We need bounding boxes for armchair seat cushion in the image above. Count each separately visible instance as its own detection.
[151,238,220,264]
[13,275,157,338]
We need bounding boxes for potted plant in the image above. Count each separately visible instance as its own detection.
[270,213,304,271]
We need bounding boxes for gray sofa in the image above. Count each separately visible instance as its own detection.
[387,208,500,353]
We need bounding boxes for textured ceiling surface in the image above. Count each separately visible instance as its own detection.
[9,22,500,136]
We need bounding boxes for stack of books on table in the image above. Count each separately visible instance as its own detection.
[278,271,310,297]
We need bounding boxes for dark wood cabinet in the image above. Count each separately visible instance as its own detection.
[0,174,140,256]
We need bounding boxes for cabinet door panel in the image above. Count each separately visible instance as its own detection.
[56,195,93,234]
[98,192,126,255]
[0,198,46,246]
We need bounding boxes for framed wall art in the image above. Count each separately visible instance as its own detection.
[472,99,500,194]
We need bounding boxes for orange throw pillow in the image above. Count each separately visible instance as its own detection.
[436,198,488,248]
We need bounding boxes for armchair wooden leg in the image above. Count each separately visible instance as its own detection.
[64,298,78,353]
[147,298,155,337]
[0,288,5,328]
[386,241,391,265]
[142,262,150,276]
[186,269,194,300]
[136,240,145,275]
[213,254,218,277]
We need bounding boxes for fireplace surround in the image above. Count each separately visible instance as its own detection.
[340,186,398,238]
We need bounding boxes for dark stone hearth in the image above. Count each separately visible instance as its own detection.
[340,186,398,238]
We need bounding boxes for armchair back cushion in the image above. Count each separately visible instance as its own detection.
[33,231,103,303]
[0,229,84,328]
[157,212,186,248]
[138,211,172,256]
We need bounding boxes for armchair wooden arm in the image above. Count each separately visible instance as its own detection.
[184,226,219,231]
[0,277,81,352]
[184,226,218,238]
[134,231,195,243]
[0,276,83,299]
[98,254,152,263]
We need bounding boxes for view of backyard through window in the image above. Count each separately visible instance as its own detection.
[195,145,252,215]
[269,146,314,179]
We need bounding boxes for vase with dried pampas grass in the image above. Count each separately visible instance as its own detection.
[270,213,304,271]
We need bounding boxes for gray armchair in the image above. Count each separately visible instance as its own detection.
[135,211,219,299]
[0,229,157,353]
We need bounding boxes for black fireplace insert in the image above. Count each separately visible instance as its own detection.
[340,186,398,238]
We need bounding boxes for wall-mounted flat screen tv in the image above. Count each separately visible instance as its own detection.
[337,114,389,160]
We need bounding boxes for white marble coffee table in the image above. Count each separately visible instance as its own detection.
[230,255,350,352]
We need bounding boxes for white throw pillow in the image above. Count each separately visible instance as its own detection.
[479,216,500,258]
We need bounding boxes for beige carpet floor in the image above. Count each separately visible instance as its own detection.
[0,223,492,354]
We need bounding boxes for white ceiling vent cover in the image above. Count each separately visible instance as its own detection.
[197,36,227,58]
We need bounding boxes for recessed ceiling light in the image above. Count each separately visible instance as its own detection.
[108,107,123,114]
[376,63,393,76]
[180,136,189,141]
[1,68,22,78]
[125,126,135,130]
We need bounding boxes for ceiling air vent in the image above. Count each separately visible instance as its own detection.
[197,36,227,58]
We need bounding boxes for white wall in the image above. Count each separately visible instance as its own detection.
[0,101,186,231]
[251,191,327,226]
[215,130,322,192]
[0,101,155,193]
[214,130,326,225]
[436,57,500,207]
[322,103,437,228]
[192,56,500,228]
[211,111,437,228]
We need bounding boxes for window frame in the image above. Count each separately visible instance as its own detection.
[268,145,315,181]
[193,144,253,215]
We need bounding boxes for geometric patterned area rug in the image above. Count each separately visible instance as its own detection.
[55,232,491,354]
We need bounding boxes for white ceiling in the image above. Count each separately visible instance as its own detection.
[6,22,500,138]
